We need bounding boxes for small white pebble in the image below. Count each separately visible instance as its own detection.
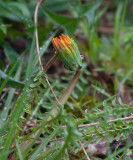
[87,144,97,154]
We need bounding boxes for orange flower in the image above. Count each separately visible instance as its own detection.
[52,34,82,71]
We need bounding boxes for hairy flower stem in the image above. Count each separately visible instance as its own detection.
[46,70,81,121]
[59,70,80,105]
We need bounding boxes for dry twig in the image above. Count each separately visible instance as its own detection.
[60,116,133,128]
[34,0,60,104]
[78,116,133,128]
[79,140,91,160]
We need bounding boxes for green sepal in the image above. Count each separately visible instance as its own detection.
[71,41,82,67]
[58,50,74,70]
[64,49,77,70]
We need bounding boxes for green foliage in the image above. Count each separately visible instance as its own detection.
[43,7,78,36]
[0,70,24,89]
[0,0,133,159]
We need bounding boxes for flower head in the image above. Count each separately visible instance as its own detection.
[52,34,82,71]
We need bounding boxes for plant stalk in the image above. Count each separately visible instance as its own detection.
[46,70,81,121]
[43,55,57,72]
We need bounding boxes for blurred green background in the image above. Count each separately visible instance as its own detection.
[0,0,133,159]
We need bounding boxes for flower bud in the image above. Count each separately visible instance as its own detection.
[52,34,82,71]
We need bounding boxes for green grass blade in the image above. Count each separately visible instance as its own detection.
[2,32,36,159]
[40,32,56,57]
[16,140,23,160]
[0,65,22,128]
[23,121,47,159]
[120,68,133,86]
[29,126,60,160]
[33,31,56,67]
[3,43,24,64]
[0,70,24,89]
[0,60,19,95]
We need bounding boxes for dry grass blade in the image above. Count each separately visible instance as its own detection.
[78,116,133,128]
[79,140,91,160]
[34,0,60,104]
